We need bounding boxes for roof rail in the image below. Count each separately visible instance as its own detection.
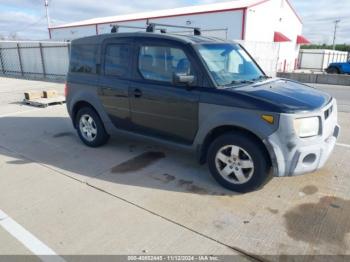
[146,22,201,35]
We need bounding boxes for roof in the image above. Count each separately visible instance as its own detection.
[71,32,231,45]
[51,0,269,29]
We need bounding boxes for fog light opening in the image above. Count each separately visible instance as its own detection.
[303,153,316,165]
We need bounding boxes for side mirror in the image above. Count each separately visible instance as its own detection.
[173,73,195,86]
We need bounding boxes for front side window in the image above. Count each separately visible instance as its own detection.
[138,45,193,83]
[104,44,130,77]
[196,43,264,87]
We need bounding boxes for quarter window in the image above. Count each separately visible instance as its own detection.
[105,44,130,77]
[138,45,193,83]
[70,44,97,74]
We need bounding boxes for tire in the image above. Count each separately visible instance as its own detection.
[207,133,269,193]
[75,107,109,147]
[327,67,339,74]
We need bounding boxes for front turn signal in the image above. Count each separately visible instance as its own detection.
[261,114,274,124]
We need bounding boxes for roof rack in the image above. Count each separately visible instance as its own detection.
[110,24,167,34]
[110,24,146,33]
[146,22,201,36]
[110,22,201,35]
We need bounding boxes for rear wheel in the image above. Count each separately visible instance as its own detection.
[75,107,109,147]
[207,133,269,192]
[327,67,339,74]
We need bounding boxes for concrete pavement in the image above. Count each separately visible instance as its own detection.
[0,77,350,260]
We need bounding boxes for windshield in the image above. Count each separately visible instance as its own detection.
[196,43,265,87]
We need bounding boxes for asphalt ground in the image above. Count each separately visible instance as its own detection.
[0,77,349,261]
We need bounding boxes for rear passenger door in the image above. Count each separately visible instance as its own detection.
[99,38,133,130]
[129,39,200,144]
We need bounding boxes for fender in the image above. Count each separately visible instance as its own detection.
[67,84,115,134]
[193,103,280,148]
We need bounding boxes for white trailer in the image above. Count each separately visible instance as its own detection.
[298,49,349,71]
[49,0,308,75]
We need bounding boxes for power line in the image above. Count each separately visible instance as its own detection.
[7,15,46,35]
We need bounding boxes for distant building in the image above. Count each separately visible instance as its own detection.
[49,0,310,73]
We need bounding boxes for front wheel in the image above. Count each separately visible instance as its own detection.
[207,133,269,192]
[75,107,109,147]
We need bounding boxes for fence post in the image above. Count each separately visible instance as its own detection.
[67,42,70,56]
[39,43,46,78]
[321,52,325,70]
[16,43,23,76]
[0,47,5,74]
[299,52,303,69]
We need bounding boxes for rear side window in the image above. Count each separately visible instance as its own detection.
[104,44,130,77]
[70,44,97,74]
[138,45,193,83]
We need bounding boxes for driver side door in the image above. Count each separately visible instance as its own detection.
[129,40,200,144]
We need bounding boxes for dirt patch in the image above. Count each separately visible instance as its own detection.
[177,179,209,194]
[301,185,318,195]
[267,207,279,214]
[7,159,32,165]
[148,174,212,195]
[284,196,350,247]
[53,132,74,138]
[149,173,176,184]
[111,151,165,173]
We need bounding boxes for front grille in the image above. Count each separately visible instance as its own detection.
[324,105,333,120]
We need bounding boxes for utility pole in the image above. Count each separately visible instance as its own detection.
[44,0,50,27]
[332,19,340,50]
[44,0,51,39]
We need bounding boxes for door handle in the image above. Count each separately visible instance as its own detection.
[133,88,142,98]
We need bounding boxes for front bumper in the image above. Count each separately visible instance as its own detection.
[264,99,340,177]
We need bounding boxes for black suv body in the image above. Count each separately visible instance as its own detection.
[66,32,339,192]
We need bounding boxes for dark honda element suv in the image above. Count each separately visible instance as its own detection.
[66,31,339,192]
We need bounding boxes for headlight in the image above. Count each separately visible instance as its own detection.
[294,117,320,138]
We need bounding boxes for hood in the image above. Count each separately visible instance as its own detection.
[234,78,332,113]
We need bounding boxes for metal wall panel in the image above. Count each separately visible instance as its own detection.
[42,43,69,76]
[19,42,43,75]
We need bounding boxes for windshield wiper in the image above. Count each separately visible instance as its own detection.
[251,75,271,82]
[222,79,254,87]
[238,80,255,84]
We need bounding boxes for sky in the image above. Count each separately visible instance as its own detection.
[0,0,349,44]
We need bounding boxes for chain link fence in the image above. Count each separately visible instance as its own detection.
[0,41,69,81]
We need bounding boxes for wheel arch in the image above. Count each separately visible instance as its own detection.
[198,125,272,167]
[71,100,99,128]
[68,87,113,131]
[328,65,341,74]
